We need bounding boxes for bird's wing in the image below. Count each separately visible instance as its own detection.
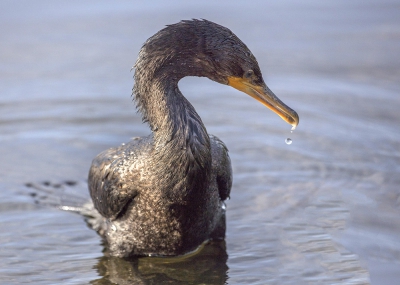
[210,135,232,201]
[88,137,150,220]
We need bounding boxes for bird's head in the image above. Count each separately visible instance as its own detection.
[195,20,299,129]
[136,19,299,129]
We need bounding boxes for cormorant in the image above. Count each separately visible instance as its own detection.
[88,19,299,257]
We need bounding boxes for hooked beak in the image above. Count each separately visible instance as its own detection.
[228,77,299,129]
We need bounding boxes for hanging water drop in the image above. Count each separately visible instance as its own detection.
[285,138,292,145]
[221,202,226,210]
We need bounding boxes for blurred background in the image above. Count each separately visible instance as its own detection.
[1,0,399,284]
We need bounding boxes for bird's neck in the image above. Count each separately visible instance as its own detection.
[142,77,208,144]
[135,74,212,193]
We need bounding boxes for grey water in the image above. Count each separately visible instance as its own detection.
[1,0,399,284]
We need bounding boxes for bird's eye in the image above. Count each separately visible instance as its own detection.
[244,70,254,78]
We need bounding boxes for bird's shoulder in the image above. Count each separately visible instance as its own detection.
[88,136,152,219]
[209,134,232,201]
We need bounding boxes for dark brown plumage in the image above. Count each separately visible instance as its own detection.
[88,19,298,257]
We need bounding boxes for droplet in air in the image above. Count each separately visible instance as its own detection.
[111,224,117,232]
[285,138,292,145]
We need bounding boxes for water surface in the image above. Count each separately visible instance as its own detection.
[1,1,399,284]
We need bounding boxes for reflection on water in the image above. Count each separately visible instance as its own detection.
[92,241,228,284]
[1,0,400,284]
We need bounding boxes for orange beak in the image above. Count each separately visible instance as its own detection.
[228,76,299,129]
